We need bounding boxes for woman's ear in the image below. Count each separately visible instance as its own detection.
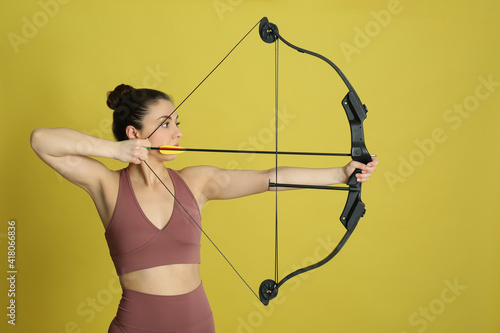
[125,125,141,140]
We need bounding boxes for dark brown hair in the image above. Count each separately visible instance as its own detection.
[106,84,171,141]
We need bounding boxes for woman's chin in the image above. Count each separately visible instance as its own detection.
[161,154,177,162]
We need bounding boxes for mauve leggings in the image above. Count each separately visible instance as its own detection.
[108,283,215,332]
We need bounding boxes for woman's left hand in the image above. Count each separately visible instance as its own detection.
[344,158,379,183]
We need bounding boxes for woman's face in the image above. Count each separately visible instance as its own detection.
[140,99,182,159]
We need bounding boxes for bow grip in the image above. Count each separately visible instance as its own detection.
[340,170,366,231]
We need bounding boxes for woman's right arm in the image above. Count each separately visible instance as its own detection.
[30,127,149,194]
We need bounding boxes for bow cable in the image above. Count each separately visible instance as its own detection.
[147,19,262,140]
[142,161,259,300]
[274,38,279,285]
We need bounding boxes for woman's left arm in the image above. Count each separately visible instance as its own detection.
[186,158,378,204]
[266,158,378,188]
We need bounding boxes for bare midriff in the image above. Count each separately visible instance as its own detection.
[119,263,201,295]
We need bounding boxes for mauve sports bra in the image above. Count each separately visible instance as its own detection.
[105,167,201,276]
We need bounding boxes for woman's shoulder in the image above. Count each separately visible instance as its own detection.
[176,165,217,182]
[175,166,217,204]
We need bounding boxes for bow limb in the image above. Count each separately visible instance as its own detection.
[259,171,365,305]
[258,17,372,305]
[260,17,371,164]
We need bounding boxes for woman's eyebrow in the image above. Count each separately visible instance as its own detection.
[157,114,179,121]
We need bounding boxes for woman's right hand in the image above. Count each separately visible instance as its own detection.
[116,139,151,164]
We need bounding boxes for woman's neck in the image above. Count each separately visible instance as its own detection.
[128,160,169,187]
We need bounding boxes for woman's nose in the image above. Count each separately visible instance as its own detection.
[175,127,183,139]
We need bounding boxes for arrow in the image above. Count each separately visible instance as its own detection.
[147,145,376,157]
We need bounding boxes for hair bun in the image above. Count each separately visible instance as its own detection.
[106,84,135,110]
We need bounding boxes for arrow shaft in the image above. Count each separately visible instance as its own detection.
[149,146,355,157]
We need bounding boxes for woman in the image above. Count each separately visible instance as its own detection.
[30,84,378,332]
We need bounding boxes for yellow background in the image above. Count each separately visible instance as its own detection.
[1,0,499,332]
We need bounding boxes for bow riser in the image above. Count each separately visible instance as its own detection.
[342,92,372,164]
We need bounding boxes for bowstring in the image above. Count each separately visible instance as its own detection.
[143,161,259,300]
[274,39,279,284]
[143,19,264,302]
[147,19,262,140]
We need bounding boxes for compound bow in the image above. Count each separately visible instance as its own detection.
[144,17,373,306]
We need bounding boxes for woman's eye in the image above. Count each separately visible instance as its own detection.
[161,121,180,128]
